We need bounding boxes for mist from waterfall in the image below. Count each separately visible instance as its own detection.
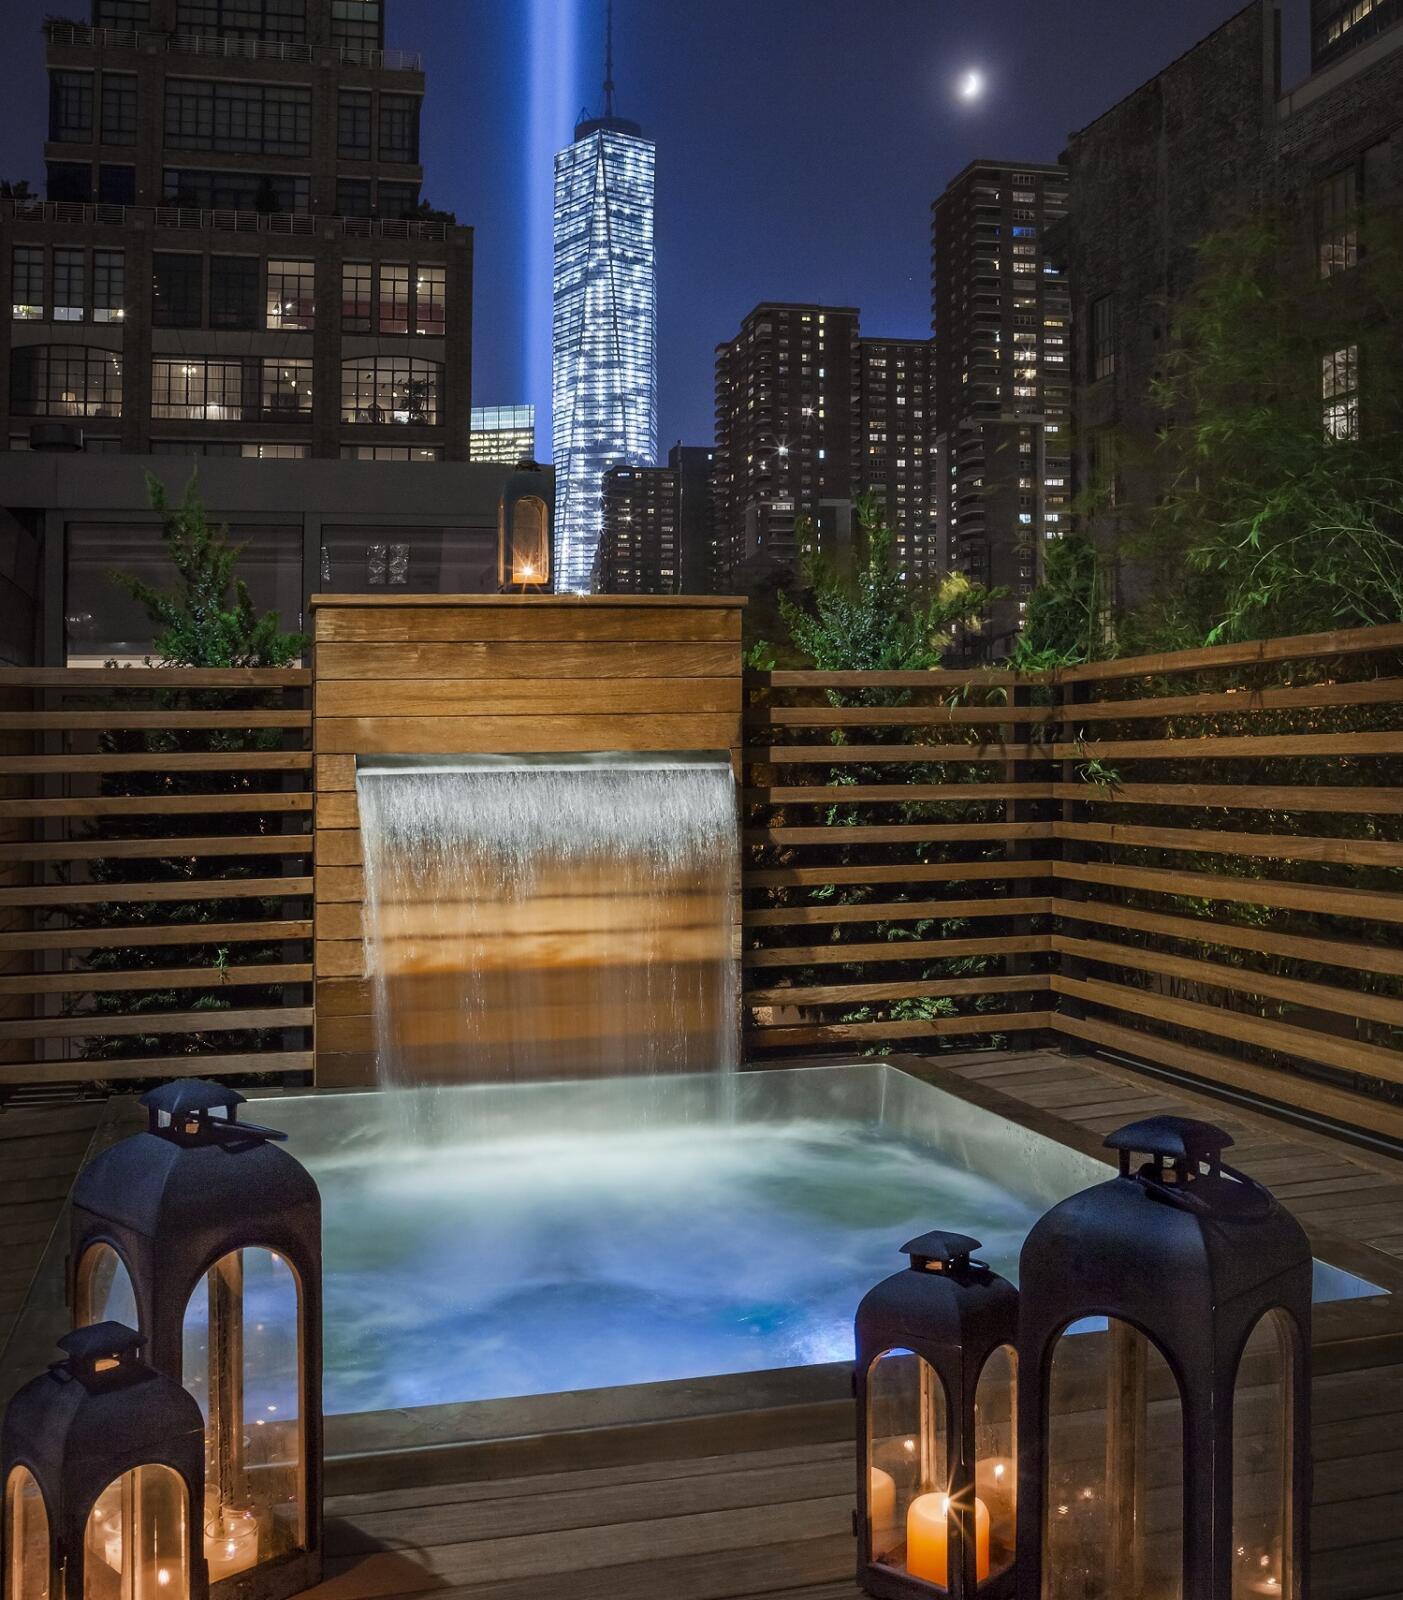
[355,753,739,1102]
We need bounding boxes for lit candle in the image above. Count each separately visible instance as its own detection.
[906,1492,991,1585]
[204,1505,260,1581]
[868,1467,898,1557]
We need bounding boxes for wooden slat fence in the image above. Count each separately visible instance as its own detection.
[744,623,1403,1141]
[0,667,313,1094]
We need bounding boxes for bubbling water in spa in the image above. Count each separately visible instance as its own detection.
[354,752,739,1098]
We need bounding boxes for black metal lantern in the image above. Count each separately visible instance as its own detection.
[855,1232,1020,1599]
[497,458,553,590]
[1016,1117,1311,1600]
[2,1322,208,1600]
[68,1083,322,1600]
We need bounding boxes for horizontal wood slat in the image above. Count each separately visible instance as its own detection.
[745,633,1403,1131]
[0,668,313,1090]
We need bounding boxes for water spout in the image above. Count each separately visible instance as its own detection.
[355,752,739,1092]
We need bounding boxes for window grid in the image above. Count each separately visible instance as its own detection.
[12,247,44,320]
[378,264,409,334]
[266,259,314,330]
[209,255,259,329]
[340,356,441,425]
[151,357,244,420]
[93,251,125,323]
[1317,169,1359,279]
[12,347,122,417]
[165,168,309,211]
[175,0,306,41]
[336,178,372,217]
[261,358,313,418]
[49,71,94,142]
[415,267,445,336]
[95,0,151,22]
[341,263,371,331]
[1323,345,1359,441]
[378,94,420,163]
[53,250,86,322]
[152,253,204,328]
[337,90,371,159]
[100,73,138,145]
[330,0,382,52]
[376,182,419,219]
[165,79,311,156]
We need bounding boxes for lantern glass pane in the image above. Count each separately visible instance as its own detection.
[511,496,550,586]
[74,1242,138,1328]
[5,1465,50,1600]
[1232,1310,1294,1599]
[974,1343,1016,1582]
[83,1465,188,1600]
[181,1248,304,1582]
[866,1348,950,1583]
[1044,1318,1183,1600]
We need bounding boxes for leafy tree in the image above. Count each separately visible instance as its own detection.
[1127,211,1403,647]
[763,492,1000,671]
[0,179,33,199]
[1009,529,1106,670]
[112,473,307,667]
[60,476,306,1071]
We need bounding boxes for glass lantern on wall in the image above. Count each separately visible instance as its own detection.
[69,1082,322,1600]
[855,1232,1018,1599]
[497,458,553,590]
[1017,1117,1311,1600]
[1,1323,208,1600]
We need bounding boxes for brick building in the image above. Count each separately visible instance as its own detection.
[1057,0,1403,608]
[2,0,473,462]
[931,161,1072,654]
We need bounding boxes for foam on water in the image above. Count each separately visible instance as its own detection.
[308,1117,1042,1413]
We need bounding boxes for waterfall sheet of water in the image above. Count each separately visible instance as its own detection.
[355,751,740,1095]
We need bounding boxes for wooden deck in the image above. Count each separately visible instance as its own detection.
[3,1051,1402,1599]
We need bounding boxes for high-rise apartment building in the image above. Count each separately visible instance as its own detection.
[932,160,1072,655]
[2,0,473,461]
[470,404,535,464]
[596,462,678,593]
[858,336,938,584]
[712,302,859,585]
[595,442,716,595]
[551,16,656,593]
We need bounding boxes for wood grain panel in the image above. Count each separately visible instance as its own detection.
[311,596,746,1084]
[317,714,742,755]
[317,677,740,716]
[313,602,743,644]
[316,643,739,684]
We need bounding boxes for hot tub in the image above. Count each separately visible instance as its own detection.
[268,1063,1383,1415]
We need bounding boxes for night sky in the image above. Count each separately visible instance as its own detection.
[0,0,1311,456]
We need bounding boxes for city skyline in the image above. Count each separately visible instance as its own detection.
[0,0,1314,455]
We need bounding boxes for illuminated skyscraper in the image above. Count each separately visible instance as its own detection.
[551,4,657,592]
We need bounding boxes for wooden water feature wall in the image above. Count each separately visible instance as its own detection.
[311,595,746,1087]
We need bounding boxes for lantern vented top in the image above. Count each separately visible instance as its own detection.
[57,1321,145,1381]
[1105,1116,1233,1175]
[141,1077,287,1146]
[902,1230,982,1273]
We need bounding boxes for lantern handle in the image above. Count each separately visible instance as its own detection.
[1136,1158,1275,1221]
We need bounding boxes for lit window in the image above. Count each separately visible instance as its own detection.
[12,246,44,321]
[1322,345,1359,440]
[266,259,314,330]
[1316,168,1358,278]
[340,355,440,424]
